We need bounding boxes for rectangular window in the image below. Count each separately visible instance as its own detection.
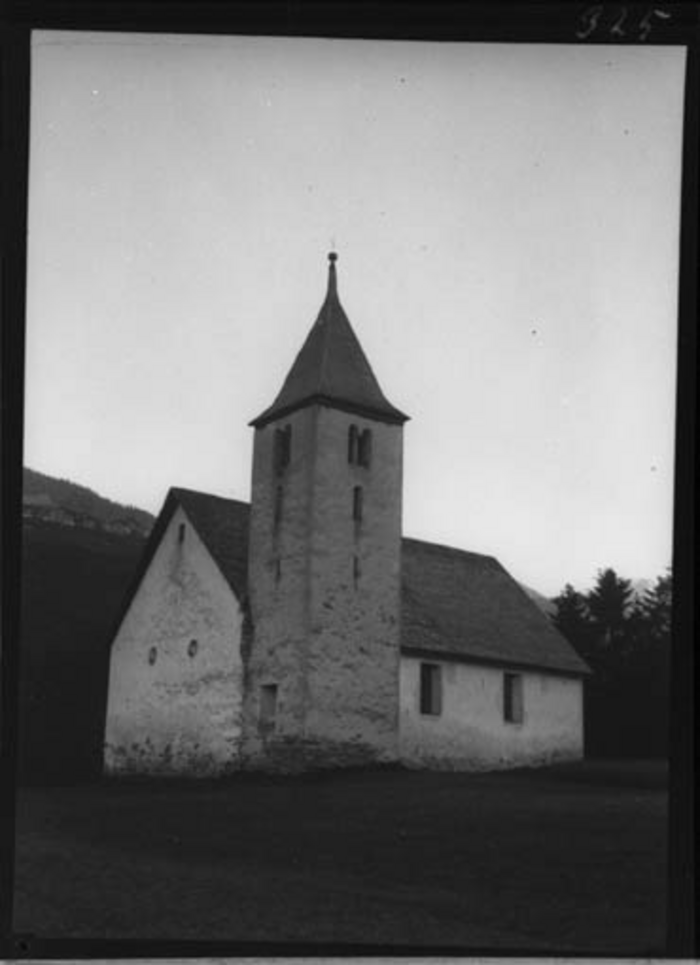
[504,673,524,724]
[259,684,278,732]
[420,663,442,716]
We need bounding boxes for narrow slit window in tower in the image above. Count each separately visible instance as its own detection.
[274,425,292,474]
[274,486,284,532]
[352,486,363,524]
[178,523,186,543]
[348,424,359,464]
[358,429,372,468]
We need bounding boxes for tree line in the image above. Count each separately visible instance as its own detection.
[552,568,671,757]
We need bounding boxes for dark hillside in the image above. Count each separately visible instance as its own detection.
[23,467,153,535]
[19,518,146,783]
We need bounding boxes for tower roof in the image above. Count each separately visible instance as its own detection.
[250,253,409,427]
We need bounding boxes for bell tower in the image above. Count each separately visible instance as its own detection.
[243,253,409,770]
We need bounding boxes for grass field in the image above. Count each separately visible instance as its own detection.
[13,760,667,953]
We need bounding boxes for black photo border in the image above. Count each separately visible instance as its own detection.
[1,1,696,959]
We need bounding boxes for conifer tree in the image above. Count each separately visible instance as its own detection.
[641,569,673,641]
[551,568,671,757]
[586,567,634,650]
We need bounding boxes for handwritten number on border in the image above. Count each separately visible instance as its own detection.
[576,6,671,41]
[577,4,604,39]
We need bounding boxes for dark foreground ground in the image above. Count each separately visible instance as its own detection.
[13,759,667,953]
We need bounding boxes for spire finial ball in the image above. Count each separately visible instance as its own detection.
[328,251,338,263]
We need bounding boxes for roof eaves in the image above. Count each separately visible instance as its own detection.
[401,536,498,566]
[250,393,410,428]
[401,645,592,677]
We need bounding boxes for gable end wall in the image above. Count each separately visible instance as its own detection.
[104,505,245,776]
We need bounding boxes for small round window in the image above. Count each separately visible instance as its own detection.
[187,639,198,658]
[148,646,157,666]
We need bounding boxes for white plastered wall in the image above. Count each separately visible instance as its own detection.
[399,655,584,770]
[104,505,244,776]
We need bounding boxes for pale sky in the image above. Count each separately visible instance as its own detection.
[25,32,685,596]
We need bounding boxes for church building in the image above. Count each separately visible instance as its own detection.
[104,254,589,775]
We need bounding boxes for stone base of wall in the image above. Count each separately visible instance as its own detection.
[241,735,399,774]
[398,743,584,772]
[104,739,244,778]
[105,733,584,777]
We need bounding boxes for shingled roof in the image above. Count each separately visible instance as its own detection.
[250,253,409,427]
[116,489,588,677]
[401,538,590,676]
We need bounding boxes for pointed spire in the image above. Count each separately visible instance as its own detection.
[250,253,409,428]
[326,251,338,300]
